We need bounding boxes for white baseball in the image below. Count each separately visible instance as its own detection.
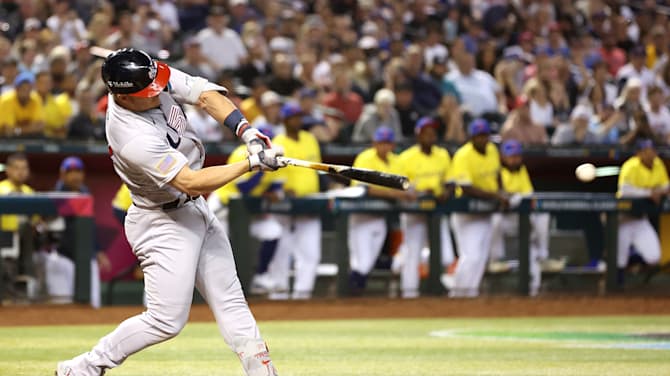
[575,163,596,182]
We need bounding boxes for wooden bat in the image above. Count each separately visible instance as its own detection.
[277,156,410,191]
[89,46,114,58]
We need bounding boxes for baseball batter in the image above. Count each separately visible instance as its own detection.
[489,140,550,296]
[397,117,453,299]
[448,119,507,298]
[616,139,667,274]
[56,48,283,376]
[348,126,410,295]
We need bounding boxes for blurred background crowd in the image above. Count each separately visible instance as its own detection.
[1,0,670,147]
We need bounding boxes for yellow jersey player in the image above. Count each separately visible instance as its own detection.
[396,117,454,298]
[489,139,550,296]
[616,139,667,283]
[348,126,411,295]
[207,124,284,295]
[448,119,507,298]
[267,103,322,299]
[0,72,44,137]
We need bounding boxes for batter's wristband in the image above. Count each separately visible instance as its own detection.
[223,109,250,136]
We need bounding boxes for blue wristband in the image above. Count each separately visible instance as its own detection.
[223,109,248,136]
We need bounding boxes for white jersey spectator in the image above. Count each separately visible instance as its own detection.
[645,86,670,143]
[196,6,248,71]
[150,0,180,31]
[616,46,655,99]
[446,51,504,117]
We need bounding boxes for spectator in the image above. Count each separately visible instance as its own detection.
[237,36,271,88]
[598,33,627,77]
[251,90,282,135]
[267,53,302,97]
[45,0,87,49]
[644,86,670,144]
[35,71,72,139]
[67,89,105,141]
[616,45,655,97]
[150,0,180,33]
[0,71,44,138]
[448,119,507,298]
[447,49,507,128]
[196,6,248,71]
[588,60,618,109]
[646,25,667,72]
[615,139,667,284]
[239,76,268,123]
[393,81,422,138]
[352,88,402,143]
[322,67,364,138]
[524,79,555,132]
[0,153,37,291]
[0,57,19,95]
[501,95,548,145]
[173,37,217,81]
[620,109,663,147]
[404,44,442,113]
[134,5,173,56]
[434,93,466,144]
[103,10,147,51]
[552,105,601,145]
[268,103,322,300]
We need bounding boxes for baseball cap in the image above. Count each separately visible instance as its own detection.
[636,138,654,151]
[468,118,491,136]
[280,103,303,119]
[414,116,439,135]
[14,71,35,86]
[373,126,395,143]
[260,90,281,107]
[60,156,84,172]
[101,48,170,98]
[501,139,523,157]
[255,123,274,139]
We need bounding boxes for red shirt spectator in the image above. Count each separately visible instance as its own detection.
[322,69,364,126]
[599,35,627,76]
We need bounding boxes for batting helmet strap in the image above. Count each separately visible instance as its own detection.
[101,48,171,98]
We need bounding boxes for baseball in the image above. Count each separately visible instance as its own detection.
[575,163,596,182]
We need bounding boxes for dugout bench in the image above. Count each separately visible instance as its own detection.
[229,194,670,297]
[0,193,94,304]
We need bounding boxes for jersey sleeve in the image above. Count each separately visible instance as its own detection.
[119,135,189,188]
[167,67,228,105]
[448,152,473,187]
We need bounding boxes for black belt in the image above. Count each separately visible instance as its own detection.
[161,195,199,210]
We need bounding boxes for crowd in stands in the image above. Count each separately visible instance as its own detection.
[0,0,670,146]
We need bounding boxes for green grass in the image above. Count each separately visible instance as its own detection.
[2,316,670,375]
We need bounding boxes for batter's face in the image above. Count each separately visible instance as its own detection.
[114,94,161,112]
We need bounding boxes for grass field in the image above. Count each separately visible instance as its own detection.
[2,315,670,376]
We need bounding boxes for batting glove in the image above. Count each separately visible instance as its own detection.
[248,146,286,171]
[241,127,273,155]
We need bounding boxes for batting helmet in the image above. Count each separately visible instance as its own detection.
[101,48,170,98]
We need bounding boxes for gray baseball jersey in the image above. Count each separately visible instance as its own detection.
[105,67,226,208]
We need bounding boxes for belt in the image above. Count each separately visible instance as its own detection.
[162,195,199,210]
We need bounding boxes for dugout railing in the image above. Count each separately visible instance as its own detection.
[229,194,670,297]
[0,193,95,304]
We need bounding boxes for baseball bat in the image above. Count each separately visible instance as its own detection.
[276,156,410,191]
[90,46,114,58]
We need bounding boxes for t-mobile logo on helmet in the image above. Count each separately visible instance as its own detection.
[108,81,134,88]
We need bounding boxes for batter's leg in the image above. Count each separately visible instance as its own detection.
[58,206,204,375]
[196,204,277,376]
